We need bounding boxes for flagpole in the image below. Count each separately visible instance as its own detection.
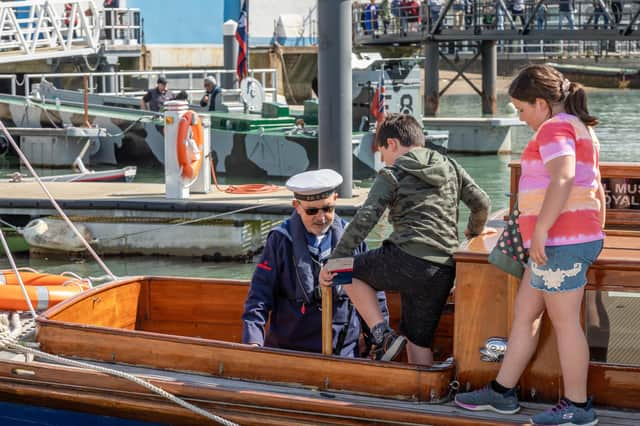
[245,0,250,78]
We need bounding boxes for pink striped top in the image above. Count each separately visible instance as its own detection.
[518,113,604,248]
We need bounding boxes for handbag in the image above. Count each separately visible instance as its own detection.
[488,201,529,279]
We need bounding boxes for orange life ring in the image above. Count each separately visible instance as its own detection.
[0,270,89,288]
[176,110,204,180]
[0,284,85,311]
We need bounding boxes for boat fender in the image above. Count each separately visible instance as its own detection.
[22,218,92,253]
[176,110,204,180]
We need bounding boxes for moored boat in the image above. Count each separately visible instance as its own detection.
[0,161,639,424]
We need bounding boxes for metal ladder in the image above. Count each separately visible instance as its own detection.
[0,0,100,65]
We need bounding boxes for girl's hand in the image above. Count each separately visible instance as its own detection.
[319,266,337,287]
[529,228,548,266]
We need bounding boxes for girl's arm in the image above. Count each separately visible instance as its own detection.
[529,155,575,266]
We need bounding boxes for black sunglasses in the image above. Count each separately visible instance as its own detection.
[301,205,336,216]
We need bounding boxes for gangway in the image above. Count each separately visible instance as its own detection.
[0,0,100,65]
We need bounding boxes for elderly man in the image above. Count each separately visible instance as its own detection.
[140,76,175,112]
[200,76,221,111]
[242,169,388,357]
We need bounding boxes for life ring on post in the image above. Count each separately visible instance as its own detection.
[176,110,204,180]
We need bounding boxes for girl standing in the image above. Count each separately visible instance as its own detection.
[455,64,605,426]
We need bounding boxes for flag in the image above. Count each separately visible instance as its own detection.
[236,1,248,81]
[370,72,385,122]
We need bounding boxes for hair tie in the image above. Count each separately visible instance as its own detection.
[561,78,571,98]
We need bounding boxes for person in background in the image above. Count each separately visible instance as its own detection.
[380,0,392,34]
[452,0,467,30]
[455,64,605,426]
[535,3,548,30]
[175,90,189,102]
[200,76,221,111]
[320,114,491,365]
[140,76,175,112]
[242,169,389,357]
[363,0,379,35]
[558,0,576,30]
[103,0,120,40]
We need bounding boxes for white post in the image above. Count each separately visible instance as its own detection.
[191,114,211,194]
[164,100,190,199]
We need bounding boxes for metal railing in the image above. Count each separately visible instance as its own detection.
[0,0,100,64]
[0,75,18,95]
[99,7,141,46]
[353,1,640,45]
[21,68,279,103]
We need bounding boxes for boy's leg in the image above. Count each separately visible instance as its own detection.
[398,258,454,367]
[342,277,384,327]
[406,341,433,365]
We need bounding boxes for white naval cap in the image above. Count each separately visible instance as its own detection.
[285,169,343,201]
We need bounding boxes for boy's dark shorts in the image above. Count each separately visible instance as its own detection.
[353,241,454,348]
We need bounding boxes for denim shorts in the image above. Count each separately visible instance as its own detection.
[529,240,603,293]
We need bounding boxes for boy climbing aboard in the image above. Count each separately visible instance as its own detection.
[320,113,491,366]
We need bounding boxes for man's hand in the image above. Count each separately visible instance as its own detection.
[319,265,336,287]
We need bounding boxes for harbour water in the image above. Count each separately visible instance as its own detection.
[0,89,637,280]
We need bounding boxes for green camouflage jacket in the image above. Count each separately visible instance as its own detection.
[332,147,490,266]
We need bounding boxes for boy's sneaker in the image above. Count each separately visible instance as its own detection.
[454,385,520,415]
[530,398,598,426]
[370,331,407,361]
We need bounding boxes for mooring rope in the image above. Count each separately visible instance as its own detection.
[97,203,269,243]
[0,228,37,318]
[0,318,238,426]
[0,120,115,282]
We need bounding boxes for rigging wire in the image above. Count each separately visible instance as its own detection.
[0,121,115,283]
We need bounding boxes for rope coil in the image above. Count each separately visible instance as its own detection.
[0,318,237,426]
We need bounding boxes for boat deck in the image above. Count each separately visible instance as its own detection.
[0,181,370,221]
[25,358,640,425]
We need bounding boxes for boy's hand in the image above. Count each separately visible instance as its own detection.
[319,266,337,287]
[464,226,497,238]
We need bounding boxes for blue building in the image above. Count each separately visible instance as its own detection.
[125,0,317,68]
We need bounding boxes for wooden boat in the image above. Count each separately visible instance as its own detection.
[0,162,640,425]
[548,62,640,89]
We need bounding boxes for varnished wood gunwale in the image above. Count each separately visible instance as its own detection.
[38,276,454,402]
[0,359,511,426]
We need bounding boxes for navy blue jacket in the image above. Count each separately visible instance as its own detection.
[241,212,388,357]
